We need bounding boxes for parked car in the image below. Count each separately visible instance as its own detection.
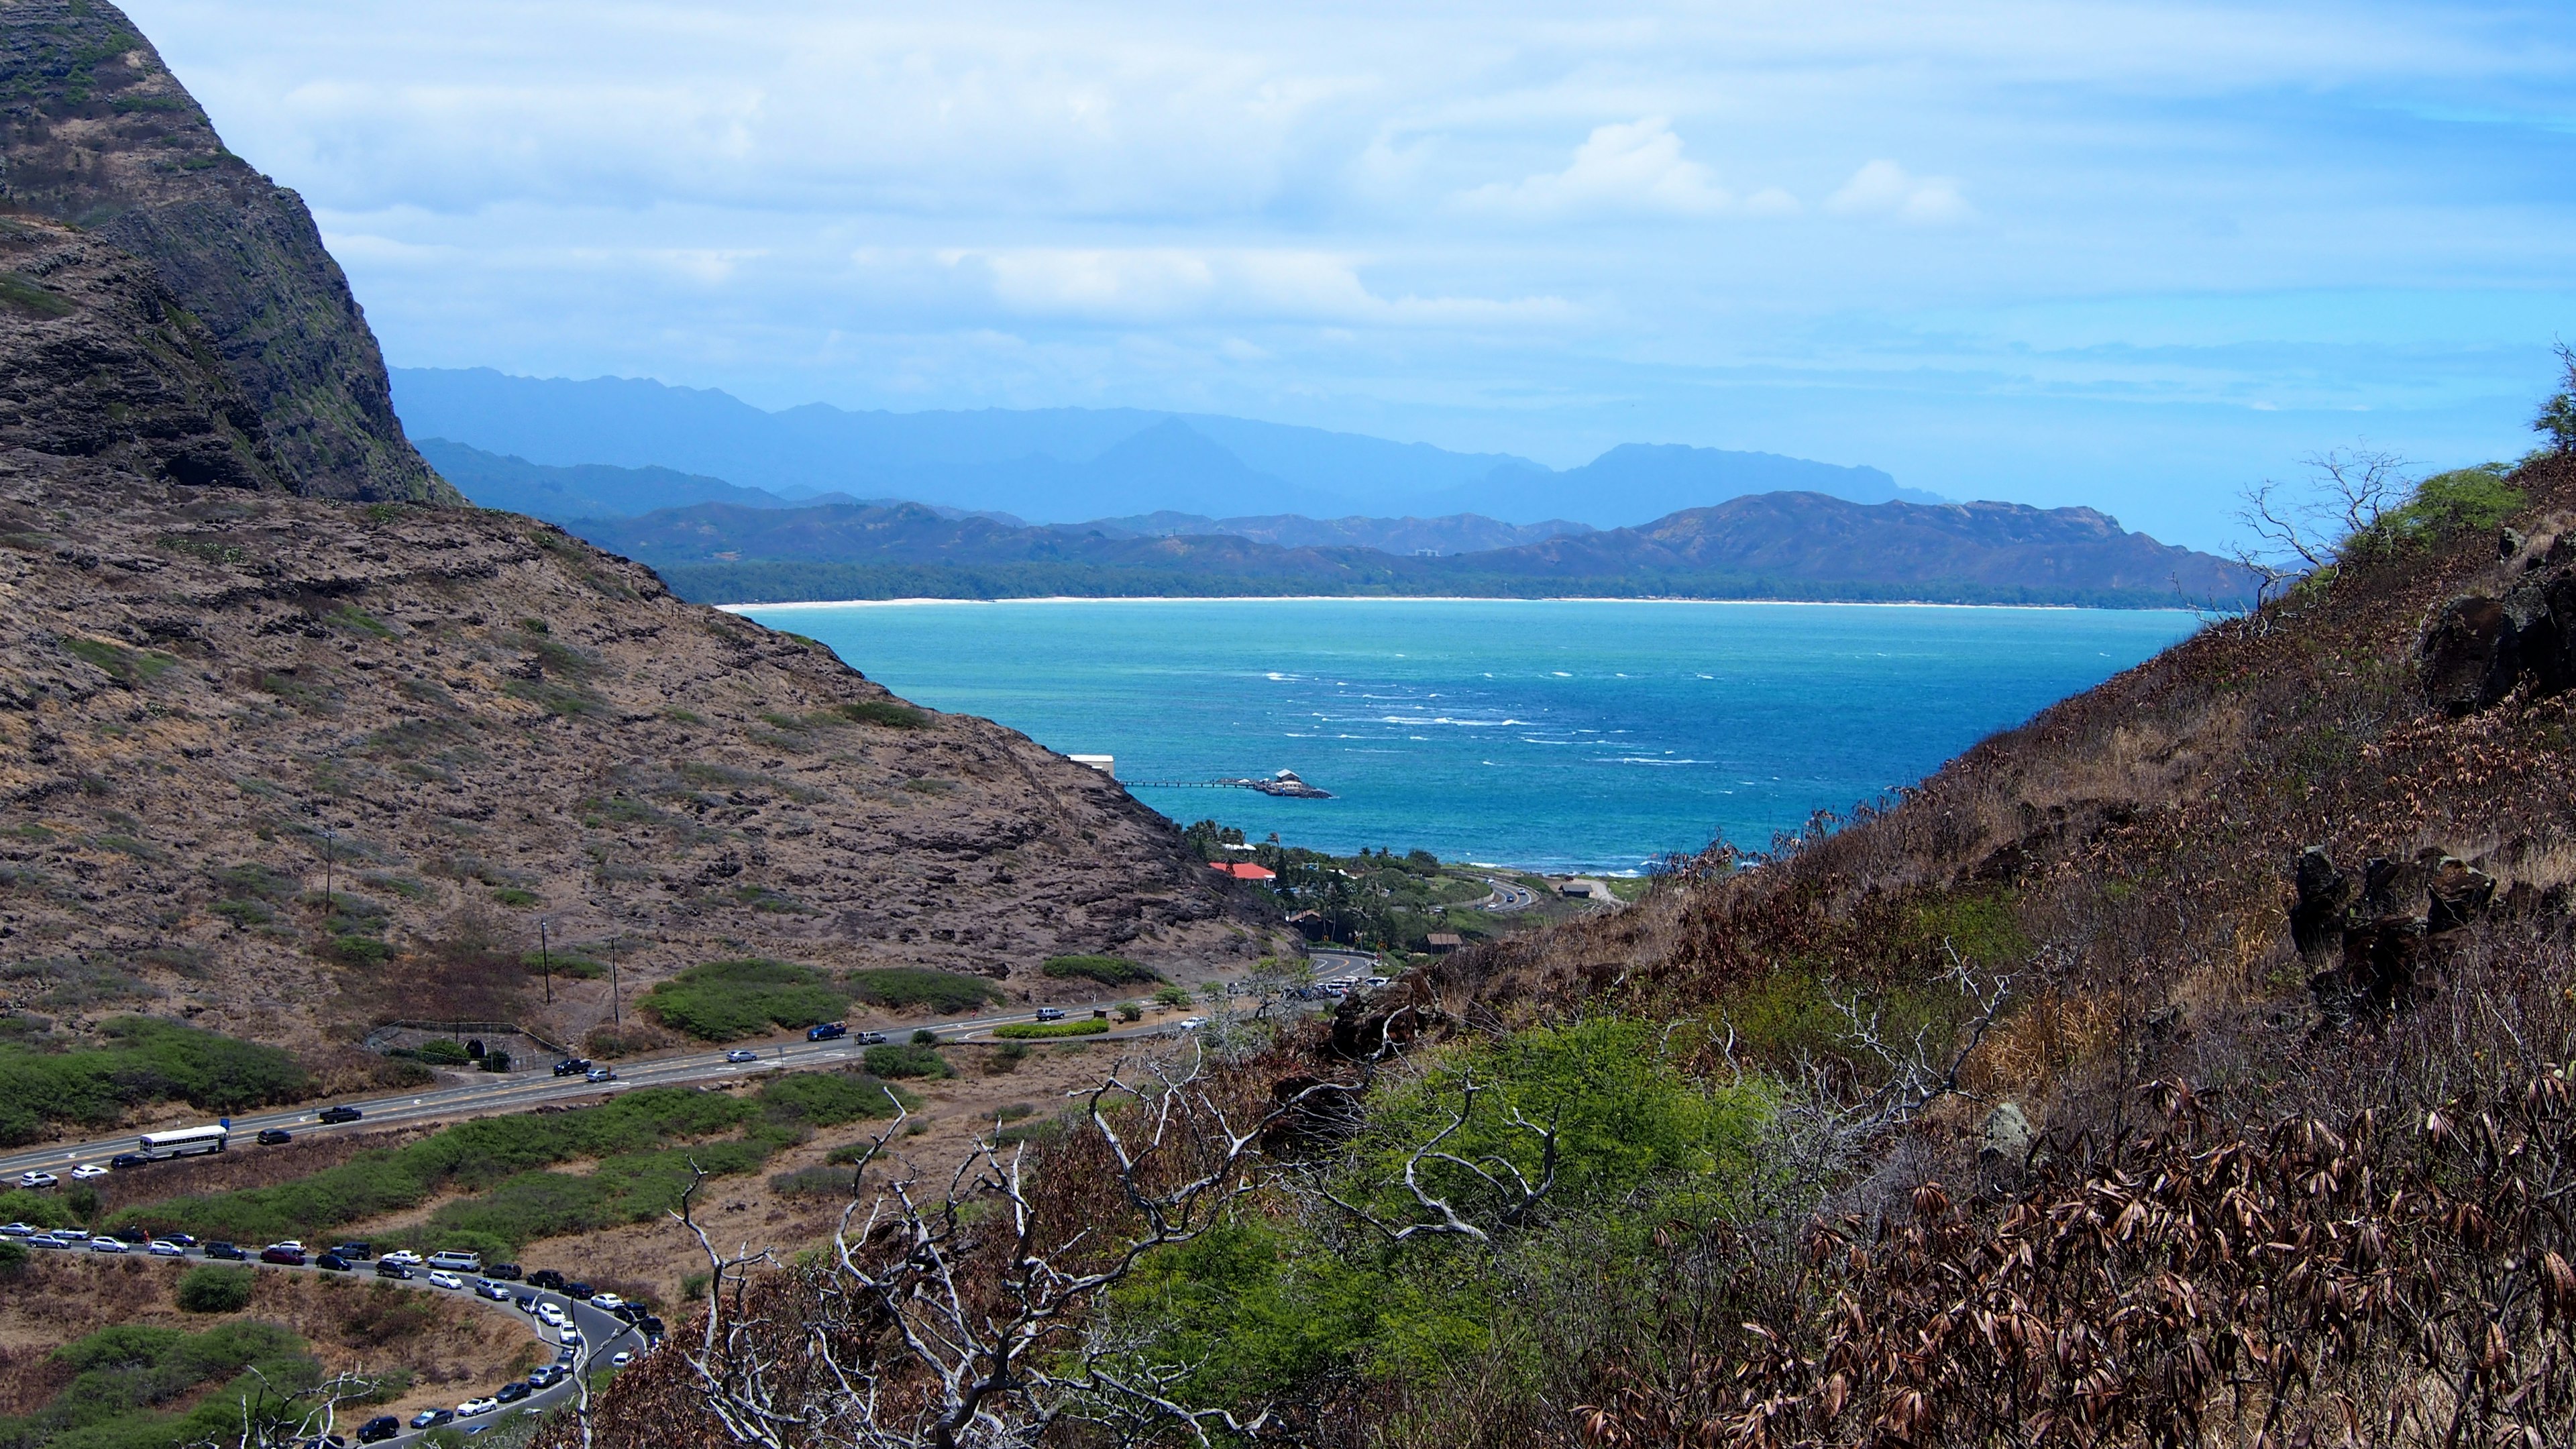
[476,1278,512,1301]
[380,1248,425,1267]
[0,1222,34,1237]
[70,1163,108,1180]
[109,1152,151,1169]
[588,1291,626,1311]
[551,1058,592,1077]
[485,1260,523,1280]
[527,1269,568,1291]
[562,1280,594,1299]
[203,1241,245,1260]
[428,1270,464,1290]
[1177,1017,1208,1031]
[536,1303,568,1328]
[1034,1007,1067,1022]
[496,1381,533,1403]
[806,1022,847,1042]
[316,1106,364,1124]
[261,1246,307,1265]
[257,1128,294,1145]
[109,1226,150,1244]
[527,1364,567,1389]
[316,1253,351,1272]
[163,1233,198,1248]
[610,1350,634,1367]
[515,1293,540,1313]
[374,1262,413,1280]
[89,1236,128,1254]
[848,1030,884,1045]
[724,1049,759,1063]
[329,1241,374,1261]
[456,1397,499,1417]
[584,1067,614,1082]
[557,1326,583,1347]
[27,1232,73,1250]
[16,1171,56,1189]
[148,1240,188,1258]
[409,1408,454,1430]
[355,1415,401,1444]
[427,1249,483,1273]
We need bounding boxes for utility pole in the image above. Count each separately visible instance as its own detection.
[609,952,621,1026]
[539,920,552,1005]
[321,827,335,904]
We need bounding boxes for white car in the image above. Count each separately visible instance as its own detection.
[587,1291,625,1311]
[456,1397,500,1417]
[557,1326,583,1347]
[1177,1017,1207,1031]
[147,1240,187,1257]
[428,1270,464,1290]
[536,1303,568,1326]
[89,1236,129,1253]
[69,1164,109,1181]
[16,1171,56,1189]
[380,1248,424,1267]
[610,1350,633,1366]
[0,1222,35,1237]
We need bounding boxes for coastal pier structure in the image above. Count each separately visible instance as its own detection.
[1126,769,1334,799]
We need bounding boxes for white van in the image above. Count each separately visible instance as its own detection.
[425,1250,483,1273]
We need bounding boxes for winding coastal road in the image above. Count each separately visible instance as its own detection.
[0,983,1368,1181]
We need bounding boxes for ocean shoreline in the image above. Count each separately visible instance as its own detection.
[729,595,2187,614]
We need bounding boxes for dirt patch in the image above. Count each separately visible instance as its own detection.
[0,1254,546,1424]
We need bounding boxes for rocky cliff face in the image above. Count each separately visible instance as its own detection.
[0,0,451,504]
[0,216,1258,1058]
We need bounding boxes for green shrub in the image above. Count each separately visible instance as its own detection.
[768,1165,858,1197]
[847,967,1002,1014]
[325,934,394,966]
[492,887,539,908]
[1152,984,1195,1010]
[833,700,929,729]
[0,1187,76,1228]
[0,1238,25,1276]
[0,1017,309,1146]
[409,1038,472,1067]
[987,1040,1030,1074]
[176,1263,255,1312]
[910,1028,941,1046]
[641,959,849,1040]
[1041,954,1163,986]
[1116,1002,1144,1022]
[757,1071,916,1125]
[521,950,606,979]
[861,1044,951,1079]
[992,1020,1110,1040]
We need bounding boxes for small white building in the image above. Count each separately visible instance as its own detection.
[1068,754,1116,778]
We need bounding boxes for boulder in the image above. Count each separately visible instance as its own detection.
[1980,1101,2034,1166]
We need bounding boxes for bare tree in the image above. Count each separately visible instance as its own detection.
[1311,1072,1562,1246]
[184,1364,390,1449]
[2231,445,2415,601]
[672,1053,1374,1449]
[2537,338,2576,456]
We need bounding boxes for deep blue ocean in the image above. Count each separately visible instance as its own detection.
[738,599,2199,873]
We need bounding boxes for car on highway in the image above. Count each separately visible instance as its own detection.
[588,1291,626,1311]
[1034,1007,1067,1022]
[584,1066,614,1083]
[316,1253,352,1272]
[89,1236,128,1253]
[261,1245,307,1265]
[27,1232,74,1250]
[536,1303,568,1328]
[428,1270,464,1290]
[355,1415,400,1444]
[70,1163,108,1180]
[496,1380,533,1403]
[551,1058,592,1077]
[374,1262,413,1280]
[257,1128,294,1145]
[203,1241,244,1260]
[724,1049,760,1063]
[514,1293,539,1313]
[316,1106,364,1124]
[457,1396,499,1417]
[486,1260,522,1280]
[148,1240,187,1257]
[476,1279,513,1301]
[108,1226,150,1244]
[408,1408,454,1430]
[563,1280,594,1298]
[527,1364,568,1389]
[380,1248,425,1267]
[806,1022,847,1042]
[1178,1017,1208,1031]
[527,1269,568,1291]
[16,1171,56,1189]
[557,1326,584,1348]
[162,1233,198,1248]
[0,1222,34,1237]
[853,1030,888,1044]
[109,1152,151,1169]
[610,1350,634,1367]
[329,1242,373,1260]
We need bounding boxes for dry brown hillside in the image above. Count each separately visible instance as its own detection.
[0,215,1261,1084]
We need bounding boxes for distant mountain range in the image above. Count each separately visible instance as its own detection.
[391,368,1942,529]
[559,489,2257,610]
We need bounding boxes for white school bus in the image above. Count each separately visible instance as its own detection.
[136,1124,229,1159]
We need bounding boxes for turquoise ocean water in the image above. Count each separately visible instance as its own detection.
[739,599,2199,873]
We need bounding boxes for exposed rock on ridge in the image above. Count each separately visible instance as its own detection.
[0,0,453,504]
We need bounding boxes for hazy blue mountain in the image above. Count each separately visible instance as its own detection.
[390,367,1939,528]
[419,439,1023,526]
[1088,511,1593,554]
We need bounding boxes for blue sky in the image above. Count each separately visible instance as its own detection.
[126,0,2576,549]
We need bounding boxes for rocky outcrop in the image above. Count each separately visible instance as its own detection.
[2418,523,2576,713]
[2293,844,2494,1024]
[0,0,453,504]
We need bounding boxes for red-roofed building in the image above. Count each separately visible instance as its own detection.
[1210,861,1275,882]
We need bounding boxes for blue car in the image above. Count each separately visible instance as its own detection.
[807,1022,847,1041]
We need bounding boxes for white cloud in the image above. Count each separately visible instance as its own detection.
[1458,117,1737,218]
[932,247,1574,326]
[1825,160,1974,225]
